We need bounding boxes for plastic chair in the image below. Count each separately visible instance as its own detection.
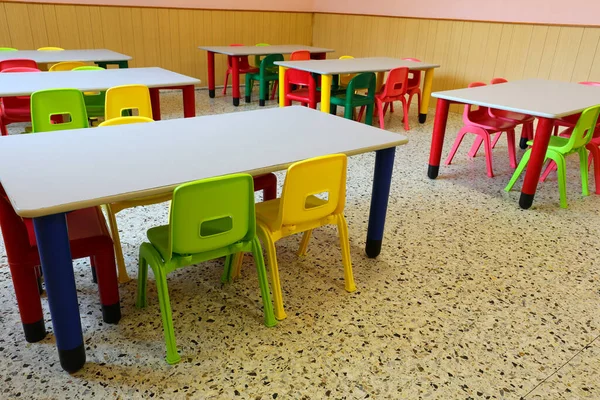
[223,44,259,95]
[30,89,89,132]
[330,72,376,125]
[230,154,356,321]
[396,58,422,119]
[0,66,40,135]
[49,61,86,72]
[290,50,310,61]
[37,47,64,51]
[336,55,356,88]
[283,64,320,109]
[245,53,283,106]
[505,105,600,208]
[0,47,17,51]
[372,67,410,130]
[72,66,106,118]
[136,174,277,364]
[105,84,153,121]
[0,59,38,71]
[253,42,270,68]
[98,116,153,127]
[445,82,518,178]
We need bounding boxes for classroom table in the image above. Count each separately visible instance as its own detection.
[198,45,334,106]
[0,49,132,69]
[0,67,200,119]
[274,57,440,123]
[0,106,407,372]
[428,79,600,209]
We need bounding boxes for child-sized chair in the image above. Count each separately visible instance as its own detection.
[245,53,283,106]
[73,66,106,119]
[253,42,270,68]
[372,67,410,130]
[401,58,422,118]
[0,47,17,51]
[0,59,38,71]
[136,174,277,364]
[105,84,153,121]
[30,88,89,132]
[330,72,376,125]
[223,44,259,96]
[505,105,600,208]
[445,82,518,178]
[0,66,40,135]
[49,61,86,71]
[283,66,320,109]
[290,50,310,61]
[231,154,356,321]
[37,47,64,51]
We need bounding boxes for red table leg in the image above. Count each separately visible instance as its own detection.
[182,85,196,118]
[231,56,240,106]
[519,117,554,209]
[428,98,451,179]
[207,51,215,98]
[149,88,161,121]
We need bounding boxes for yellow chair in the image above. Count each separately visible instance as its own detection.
[338,55,356,87]
[105,84,153,121]
[37,47,64,51]
[234,154,356,320]
[49,61,86,71]
[97,116,171,283]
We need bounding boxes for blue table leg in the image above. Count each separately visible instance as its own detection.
[33,213,86,373]
[366,147,396,258]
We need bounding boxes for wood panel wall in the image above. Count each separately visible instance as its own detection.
[313,13,600,112]
[0,2,313,86]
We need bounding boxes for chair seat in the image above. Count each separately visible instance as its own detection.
[228,66,259,75]
[469,114,518,131]
[2,103,31,120]
[331,93,373,107]
[492,109,534,123]
[247,72,279,81]
[147,225,171,261]
[556,113,581,127]
[256,196,327,232]
[527,135,570,151]
[286,89,320,103]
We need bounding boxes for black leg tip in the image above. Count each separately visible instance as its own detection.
[208,89,215,98]
[59,344,86,373]
[245,96,251,103]
[23,320,46,343]
[519,137,529,149]
[102,302,121,324]
[233,98,240,107]
[365,239,382,258]
[519,193,534,209]
[91,267,97,284]
[259,99,265,107]
[419,113,427,123]
[428,164,439,179]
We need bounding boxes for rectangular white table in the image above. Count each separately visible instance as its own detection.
[0,106,407,372]
[428,79,600,208]
[0,67,201,119]
[199,45,334,106]
[274,57,440,123]
[0,49,131,69]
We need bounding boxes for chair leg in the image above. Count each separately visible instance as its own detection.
[365,103,374,126]
[357,106,365,122]
[579,148,590,197]
[481,131,495,178]
[93,246,121,324]
[0,119,8,136]
[231,252,244,279]
[505,149,532,192]
[548,152,568,208]
[297,230,312,256]
[343,104,353,120]
[90,256,98,284]
[103,204,130,283]
[540,161,557,182]
[153,265,180,364]
[468,137,484,158]
[336,214,356,293]
[389,102,394,113]
[506,129,517,168]
[401,98,410,131]
[377,101,386,130]
[222,254,234,284]
[136,252,149,309]
[9,263,47,343]
[588,145,600,194]
[258,78,267,107]
[445,127,470,166]
[251,237,277,327]
[245,75,253,103]
[257,225,286,320]
[491,132,502,149]
[270,81,278,100]
[222,71,229,95]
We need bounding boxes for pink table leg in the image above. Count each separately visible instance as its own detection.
[207,51,215,98]
[231,56,240,106]
[519,117,554,209]
[182,85,196,118]
[428,98,451,179]
[149,88,161,121]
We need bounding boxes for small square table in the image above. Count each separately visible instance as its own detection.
[0,49,132,69]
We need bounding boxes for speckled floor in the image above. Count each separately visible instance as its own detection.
[1,88,599,399]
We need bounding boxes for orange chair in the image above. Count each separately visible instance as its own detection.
[223,44,258,95]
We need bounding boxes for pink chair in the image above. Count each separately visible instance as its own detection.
[0,67,40,136]
[373,67,410,130]
[445,82,518,178]
[0,59,38,71]
[222,44,259,95]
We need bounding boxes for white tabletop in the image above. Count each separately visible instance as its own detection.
[0,49,131,63]
[432,79,600,119]
[0,67,200,97]
[0,106,408,218]
[274,57,440,75]
[199,45,334,56]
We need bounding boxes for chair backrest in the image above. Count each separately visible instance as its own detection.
[580,81,600,87]
[38,47,64,51]
[260,53,284,75]
[73,66,104,71]
[380,67,409,98]
[2,67,40,73]
[254,43,270,65]
[99,116,153,127]
[285,68,316,87]
[290,50,310,61]
[561,105,600,152]
[402,58,422,87]
[277,154,347,227]
[49,61,86,72]
[339,55,355,87]
[346,72,376,100]
[0,59,37,71]
[30,88,89,132]
[0,47,17,51]
[463,81,489,123]
[168,174,256,258]
[226,44,252,70]
[491,77,508,84]
[105,84,153,120]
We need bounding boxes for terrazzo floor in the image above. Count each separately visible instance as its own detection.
[1,88,599,399]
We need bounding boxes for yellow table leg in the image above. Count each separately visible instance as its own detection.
[376,71,385,92]
[320,74,332,113]
[419,68,435,123]
[279,66,287,108]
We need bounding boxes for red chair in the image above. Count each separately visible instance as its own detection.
[0,186,121,343]
[0,58,38,71]
[445,82,518,178]
[374,67,410,130]
[291,50,310,61]
[222,44,259,95]
[283,66,320,109]
[0,67,40,136]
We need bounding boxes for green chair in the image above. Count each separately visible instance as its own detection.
[245,53,284,106]
[136,174,277,364]
[330,72,376,126]
[0,47,17,51]
[505,104,600,208]
[72,66,106,119]
[30,88,89,133]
